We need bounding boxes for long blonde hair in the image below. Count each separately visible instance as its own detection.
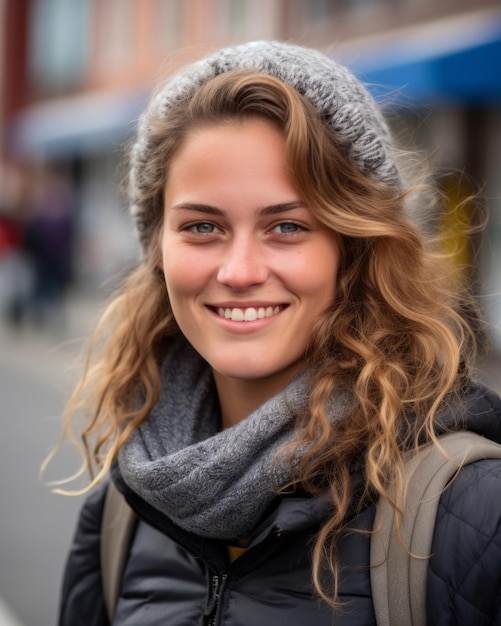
[51,70,480,606]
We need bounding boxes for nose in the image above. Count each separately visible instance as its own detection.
[216,237,269,290]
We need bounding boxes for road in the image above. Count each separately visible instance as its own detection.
[0,294,101,626]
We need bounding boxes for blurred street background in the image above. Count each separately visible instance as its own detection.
[1,1,501,624]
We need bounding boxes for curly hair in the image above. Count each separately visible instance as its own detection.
[50,70,480,607]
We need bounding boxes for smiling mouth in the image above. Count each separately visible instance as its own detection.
[214,305,285,322]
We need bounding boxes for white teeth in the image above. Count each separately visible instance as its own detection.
[216,306,282,322]
[232,309,245,321]
[244,308,258,321]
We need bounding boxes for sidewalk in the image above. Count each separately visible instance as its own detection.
[0,288,105,384]
[0,288,105,626]
[0,599,23,626]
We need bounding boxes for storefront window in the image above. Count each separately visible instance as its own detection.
[28,0,90,93]
[155,0,186,50]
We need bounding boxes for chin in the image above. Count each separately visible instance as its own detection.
[215,366,276,382]
[213,357,303,385]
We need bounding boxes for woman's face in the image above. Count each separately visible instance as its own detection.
[161,118,340,393]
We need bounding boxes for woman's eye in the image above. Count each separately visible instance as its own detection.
[187,222,220,234]
[272,222,304,235]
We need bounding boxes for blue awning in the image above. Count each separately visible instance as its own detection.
[336,10,501,104]
[8,89,147,159]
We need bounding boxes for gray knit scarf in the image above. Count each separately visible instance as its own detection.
[118,338,352,540]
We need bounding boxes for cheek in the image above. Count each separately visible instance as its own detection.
[164,260,190,301]
[163,251,209,309]
[314,241,341,298]
[288,247,339,301]
[161,235,191,297]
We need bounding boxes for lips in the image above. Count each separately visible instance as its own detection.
[214,305,284,322]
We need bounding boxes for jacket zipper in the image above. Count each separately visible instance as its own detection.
[204,573,227,625]
[202,531,283,624]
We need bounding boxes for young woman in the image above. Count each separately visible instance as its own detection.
[57,41,501,625]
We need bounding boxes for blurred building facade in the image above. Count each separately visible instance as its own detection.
[1,0,501,345]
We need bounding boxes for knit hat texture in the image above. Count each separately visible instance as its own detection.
[129,40,402,252]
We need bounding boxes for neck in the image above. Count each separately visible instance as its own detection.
[213,364,304,429]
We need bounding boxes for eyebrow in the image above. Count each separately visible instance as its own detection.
[169,201,305,216]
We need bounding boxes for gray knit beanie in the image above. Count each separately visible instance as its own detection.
[129,40,402,252]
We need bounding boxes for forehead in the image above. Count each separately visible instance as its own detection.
[164,119,296,204]
[172,117,286,163]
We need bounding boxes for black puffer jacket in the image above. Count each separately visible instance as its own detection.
[59,384,501,625]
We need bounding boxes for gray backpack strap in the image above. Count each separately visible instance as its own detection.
[100,480,137,623]
[370,431,501,626]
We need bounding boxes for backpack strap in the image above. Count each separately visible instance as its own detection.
[100,480,137,623]
[370,431,501,626]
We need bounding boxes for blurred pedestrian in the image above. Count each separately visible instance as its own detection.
[54,42,501,624]
[0,161,33,327]
[24,169,73,330]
